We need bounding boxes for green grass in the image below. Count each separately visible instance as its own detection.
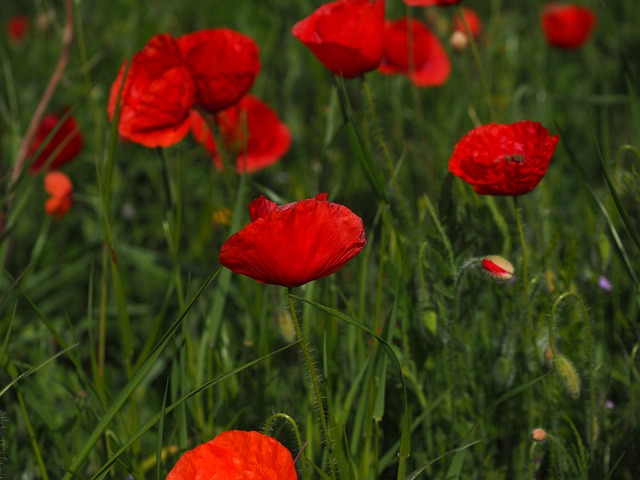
[1,0,639,478]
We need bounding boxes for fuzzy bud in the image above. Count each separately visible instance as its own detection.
[554,353,581,399]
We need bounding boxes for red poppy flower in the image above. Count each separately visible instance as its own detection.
[541,3,597,50]
[167,430,298,480]
[28,112,83,173]
[190,95,291,173]
[177,29,260,113]
[108,34,196,148]
[453,7,482,40]
[379,18,451,87]
[7,15,28,42]
[448,121,560,196]
[403,0,464,6]
[219,194,366,288]
[44,171,73,220]
[292,0,385,79]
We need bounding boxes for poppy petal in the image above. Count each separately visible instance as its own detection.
[108,34,196,147]
[448,121,560,196]
[167,430,297,480]
[219,194,366,287]
[292,0,385,79]
[177,29,260,113]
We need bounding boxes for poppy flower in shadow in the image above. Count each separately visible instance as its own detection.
[448,121,560,196]
[7,15,28,43]
[190,95,291,173]
[44,171,73,220]
[292,0,385,79]
[177,28,260,113]
[453,7,482,40]
[541,3,597,50]
[167,430,298,480]
[108,34,196,148]
[403,0,464,6]
[219,194,366,288]
[28,111,83,173]
[379,18,451,87]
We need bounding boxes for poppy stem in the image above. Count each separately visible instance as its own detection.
[549,291,595,454]
[512,196,538,359]
[456,5,496,122]
[287,288,337,480]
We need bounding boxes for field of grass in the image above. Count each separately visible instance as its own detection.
[1,0,639,478]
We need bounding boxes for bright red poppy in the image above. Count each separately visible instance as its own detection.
[379,18,451,87]
[28,112,83,173]
[190,95,291,173]
[219,194,366,288]
[453,7,482,40]
[403,0,464,6]
[167,430,298,480]
[448,121,560,196]
[541,3,597,50]
[292,0,385,79]
[108,34,196,148]
[7,15,28,42]
[177,29,260,113]
[44,171,73,220]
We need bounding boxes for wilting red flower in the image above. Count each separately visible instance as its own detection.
[7,15,28,42]
[448,121,560,196]
[167,430,298,480]
[379,18,451,87]
[108,34,196,148]
[190,95,291,173]
[453,7,482,40]
[219,194,366,287]
[44,171,73,220]
[403,0,464,6]
[28,112,83,173]
[541,3,597,50]
[292,0,385,79]
[481,255,514,281]
[177,29,260,113]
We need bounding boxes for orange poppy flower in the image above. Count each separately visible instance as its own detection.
[167,430,298,480]
[44,171,73,220]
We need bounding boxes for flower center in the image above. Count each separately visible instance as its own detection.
[504,154,525,163]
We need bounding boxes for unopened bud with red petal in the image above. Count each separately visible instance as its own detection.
[481,255,514,281]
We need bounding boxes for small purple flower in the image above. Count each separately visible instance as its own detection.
[598,275,613,292]
[605,399,615,410]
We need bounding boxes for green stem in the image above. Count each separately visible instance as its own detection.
[361,78,415,238]
[263,413,308,480]
[456,5,496,122]
[512,196,537,359]
[549,292,596,456]
[287,288,336,480]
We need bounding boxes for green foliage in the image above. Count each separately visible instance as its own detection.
[1,0,639,478]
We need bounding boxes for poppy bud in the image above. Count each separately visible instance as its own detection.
[531,428,547,443]
[481,255,515,281]
[450,30,468,51]
[554,353,581,399]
